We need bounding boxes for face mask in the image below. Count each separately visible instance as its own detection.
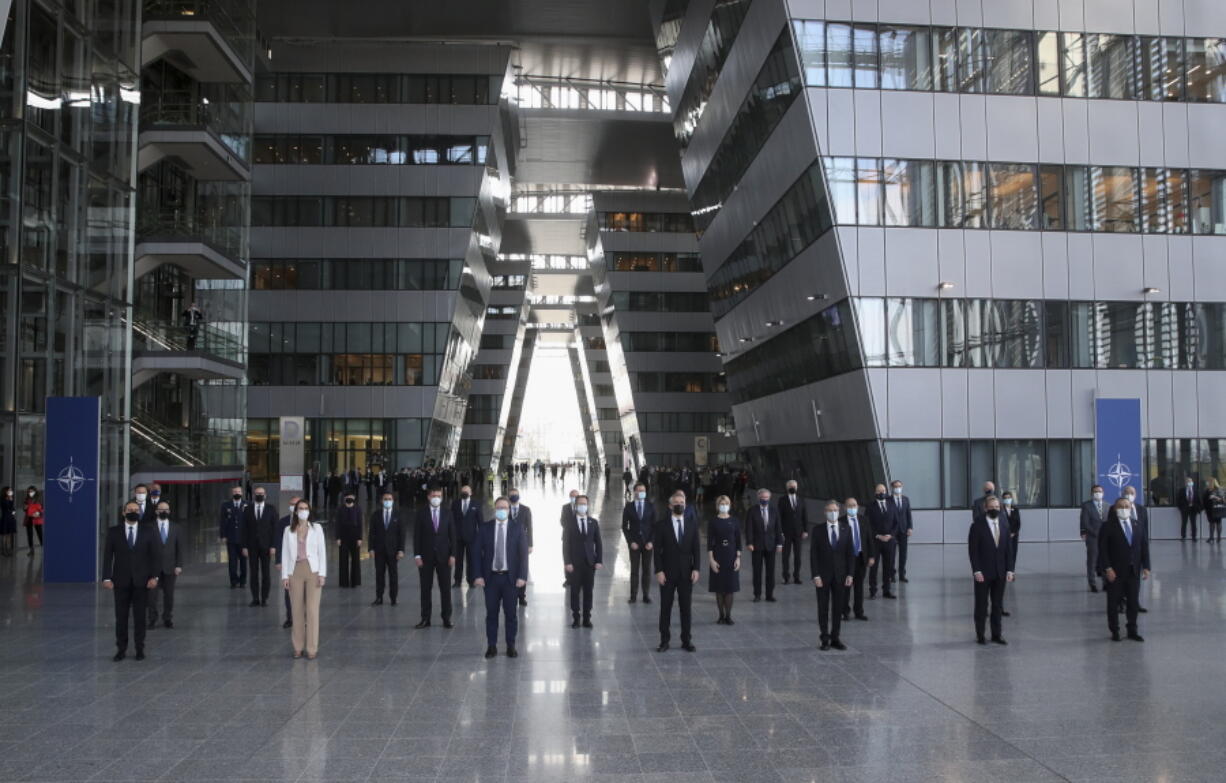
[494,509,509,521]
[892,487,902,495]
[759,499,769,507]
[124,512,140,522]
[382,500,393,509]
[297,510,310,521]
[984,489,994,496]
[636,491,646,500]
[575,504,588,515]
[875,493,887,500]
[787,488,796,495]
[825,511,839,522]
[461,492,470,499]
[1187,481,1195,487]
[28,491,35,497]
[847,507,858,517]
[1003,498,1013,506]
[509,494,519,504]
[429,497,442,508]
[1125,494,1136,503]
[986,509,999,520]
[255,494,266,502]
[672,504,685,515]
[135,492,147,503]
[717,504,730,514]
[156,511,169,520]
[1092,492,1104,501]
[232,493,242,501]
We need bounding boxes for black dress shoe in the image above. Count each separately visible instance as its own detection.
[1127,633,1145,642]
[571,618,580,629]
[506,646,518,658]
[642,596,651,604]
[793,577,802,585]
[1001,610,1011,617]
[752,596,761,603]
[725,617,734,625]
[830,640,847,651]
[991,636,1007,645]
[681,643,696,652]
[582,619,593,629]
[842,612,851,622]
[765,597,777,603]
[868,593,877,600]
[819,641,831,651]
[163,620,173,629]
[113,651,126,662]
[260,600,268,607]
[855,615,869,621]
[656,642,670,652]
[883,593,896,600]
[147,619,158,629]
[1111,631,1122,641]
[135,650,146,661]
[1089,584,1099,593]
[628,596,637,604]
[518,597,528,607]
[248,600,260,607]
[976,636,986,645]
[453,581,462,588]
[900,577,909,583]
[442,621,454,629]
[485,646,498,659]
[1138,606,1148,613]
[414,620,431,629]
[282,620,293,629]
[371,599,384,606]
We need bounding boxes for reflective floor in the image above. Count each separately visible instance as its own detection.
[1,476,1225,782]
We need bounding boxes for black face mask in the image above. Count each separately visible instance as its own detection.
[984,489,994,496]
[672,504,685,515]
[986,509,999,520]
[509,495,519,503]
[344,499,355,506]
[461,492,470,499]
[875,493,887,500]
[156,511,169,520]
[787,488,796,495]
[255,495,266,502]
[124,512,140,522]
[232,493,242,501]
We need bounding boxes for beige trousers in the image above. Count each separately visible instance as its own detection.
[289,559,322,655]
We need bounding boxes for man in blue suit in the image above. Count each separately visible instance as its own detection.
[471,496,529,659]
[1098,497,1151,642]
[967,495,1016,645]
[452,484,482,588]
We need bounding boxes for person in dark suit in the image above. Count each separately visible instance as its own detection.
[970,481,996,522]
[241,487,278,607]
[1079,484,1108,592]
[563,494,603,628]
[559,488,578,588]
[812,501,856,650]
[889,480,913,582]
[146,500,182,629]
[746,488,783,602]
[1176,476,1201,541]
[967,496,1015,645]
[842,499,876,622]
[508,488,533,605]
[334,492,363,588]
[621,482,656,604]
[275,496,299,629]
[1121,487,1149,614]
[218,486,247,589]
[369,491,406,605]
[471,497,529,658]
[131,483,156,525]
[866,484,898,599]
[778,479,809,585]
[1098,498,1150,642]
[999,491,1021,617]
[413,486,457,628]
[654,491,702,652]
[452,485,481,588]
[102,503,160,661]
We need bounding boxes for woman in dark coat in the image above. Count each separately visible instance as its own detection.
[999,491,1022,616]
[708,494,742,625]
[0,486,16,556]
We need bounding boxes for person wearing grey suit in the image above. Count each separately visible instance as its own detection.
[146,500,182,629]
[1080,484,1109,592]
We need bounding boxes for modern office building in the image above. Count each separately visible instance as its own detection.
[652,0,1226,540]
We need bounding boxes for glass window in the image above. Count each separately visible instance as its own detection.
[942,441,969,509]
[856,298,887,366]
[1047,440,1074,507]
[938,160,987,228]
[1063,166,1093,231]
[986,300,1043,368]
[942,299,968,367]
[852,23,880,88]
[1061,32,1088,97]
[883,159,936,227]
[885,441,941,509]
[879,26,933,90]
[956,28,987,93]
[855,157,884,226]
[1189,170,1226,234]
[1139,168,1189,234]
[1139,37,1184,101]
[933,28,959,92]
[1093,166,1138,232]
[1039,164,1065,229]
[1088,34,1137,100]
[1045,300,1070,368]
[1036,31,1061,95]
[824,157,858,224]
[826,23,855,88]
[886,298,941,367]
[997,440,1045,507]
[984,29,1034,95]
[1186,38,1226,102]
[987,163,1038,230]
[793,20,828,86]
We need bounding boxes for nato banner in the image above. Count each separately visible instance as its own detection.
[1095,397,1142,500]
[43,397,101,583]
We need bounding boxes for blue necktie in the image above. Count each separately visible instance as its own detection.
[1123,518,1133,546]
[851,520,860,555]
[127,527,135,549]
[160,523,167,545]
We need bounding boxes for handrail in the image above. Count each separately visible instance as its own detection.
[131,315,245,363]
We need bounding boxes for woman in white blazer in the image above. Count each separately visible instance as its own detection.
[281,499,327,659]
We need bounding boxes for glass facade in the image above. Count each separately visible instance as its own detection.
[673,0,753,148]
[255,73,502,104]
[246,417,431,480]
[253,134,489,166]
[597,211,695,233]
[248,321,451,386]
[251,196,477,228]
[609,291,710,312]
[608,252,702,272]
[252,259,462,290]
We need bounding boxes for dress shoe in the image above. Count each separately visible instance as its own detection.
[414,620,431,629]
[991,636,1007,645]
[752,596,761,603]
[642,596,651,604]
[819,641,831,651]
[282,620,292,629]
[628,596,637,604]
[582,619,593,629]
[113,650,126,662]
[453,581,462,588]
[868,593,877,600]
[371,599,384,606]
[793,577,802,585]
[1089,584,1099,593]
[681,643,696,652]
[900,577,909,583]
[716,617,726,625]
[239,582,246,589]
[390,599,397,606]
[571,618,580,629]
[1111,631,1122,641]
[518,597,528,607]
[842,612,851,622]
[976,636,986,645]
[656,642,670,652]
[1138,606,1148,613]
[724,617,734,625]
[485,646,498,659]
[248,600,260,607]
[135,650,146,661]
[292,650,303,659]
[765,597,777,603]
[855,614,868,621]
[163,620,173,629]
[884,593,896,600]
[1127,633,1145,642]
[230,584,238,589]
[260,600,268,607]
[442,621,454,629]
[830,640,847,651]
[147,618,158,629]
[1001,610,1011,617]
[506,646,518,658]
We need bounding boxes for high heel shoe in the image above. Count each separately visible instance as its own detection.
[292,650,303,659]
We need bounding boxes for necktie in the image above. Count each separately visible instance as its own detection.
[1096,501,1102,516]
[580,518,586,536]
[127,526,135,549]
[512,506,517,520]
[160,522,167,544]
[463,500,468,515]
[880,500,886,513]
[432,509,438,532]
[636,501,642,517]
[851,520,860,555]
[675,518,682,542]
[1123,518,1133,546]
[829,525,836,548]
[494,522,506,571]
[792,496,796,510]
[991,520,999,546]
[384,511,390,529]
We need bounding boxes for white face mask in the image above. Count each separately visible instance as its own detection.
[717,504,730,514]
[1125,495,1136,504]
[1092,492,1104,501]
[576,504,588,515]
[892,486,902,495]
[825,510,839,522]
[846,507,858,517]
[134,492,146,503]
[296,510,310,521]
[429,496,442,507]
[1003,498,1013,506]
[637,491,646,500]
[382,500,394,509]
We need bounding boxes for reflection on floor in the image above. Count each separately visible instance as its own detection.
[1,474,1223,782]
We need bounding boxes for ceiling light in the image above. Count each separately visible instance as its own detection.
[1143,286,1161,295]
[938,281,955,290]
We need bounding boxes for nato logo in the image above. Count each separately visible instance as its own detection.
[56,456,95,504]
[1102,453,1135,492]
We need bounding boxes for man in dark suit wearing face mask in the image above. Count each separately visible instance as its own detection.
[654,491,702,652]
[102,503,160,661]
[968,496,1015,645]
[778,479,809,585]
[563,494,603,629]
[146,500,182,629]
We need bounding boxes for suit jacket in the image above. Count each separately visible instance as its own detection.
[241,502,279,551]
[866,497,899,539]
[559,501,576,529]
[368,507,406,557]
[563,515,603,570]
[810,521,855,584]
[891,494,913,532]
[1097,512,1150,576]
[1176,485,1202,513]
[777,492,809,538]
[967,515,1016,580]
[653,514,702,582]
[452,496,482,544]
[218,500,246,543]
[334,504,363,543]
[102,523,159,587]
[414,505,458,562]
[845,513,878,562]
[471,517,530,583]
[1004,507,1021,539]
[1079,499,1109,539]
[134,501,157,526]
[746,503,784,550]
[510,503,533,548]
[150,518,182,575]
[621,498,656,547]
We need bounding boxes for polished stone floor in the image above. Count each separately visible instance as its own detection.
[1,476,1225,782]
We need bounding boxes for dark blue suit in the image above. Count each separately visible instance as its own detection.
[452,496,482,586]
[621,498,656,600]
[968,514,1016,640]
[866,497,899,595]
[1097,511,1150,636]
[471,517,530,647]
[218,500,247,587]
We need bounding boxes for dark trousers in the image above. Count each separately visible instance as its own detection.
[845,554,868,618]
[248,550,271,602]
[338,541,361,587]
[419,559,452,621]
[1106,572,1140,635]
[225,542,246,586]
[869,539,896,594]
[454,538,471,585]
[283,585,291,621]
[816,582,845,642]
[897,533,909,578]
[114,583,148,652]
[658,578,693,645]
[782,533,804,581]
[568,565,595,619]
[373,551,399,602]
[147,572,175,624]
[25,525,43,548]
[628,546,652,599]
[1180,508,1199,539]
[973,576,1006,639]
[484,572,518,646]
[751,549,777,598]
[1084,536,1099,587]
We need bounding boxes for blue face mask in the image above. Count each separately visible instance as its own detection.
[494,509,509,521]
[759,499,769,507]
[847,507,858,517]
[382,500,393,509]
[509,494,519,503]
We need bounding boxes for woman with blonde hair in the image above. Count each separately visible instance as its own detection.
[1204,478,1225,543]
[281,499,327,659]
[707,494,742,625]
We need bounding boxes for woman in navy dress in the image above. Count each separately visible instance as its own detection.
[0,486,16,556]
[708,494,742,625]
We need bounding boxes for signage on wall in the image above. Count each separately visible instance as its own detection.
[43,397,101,583]
[1094,398,1142,498]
